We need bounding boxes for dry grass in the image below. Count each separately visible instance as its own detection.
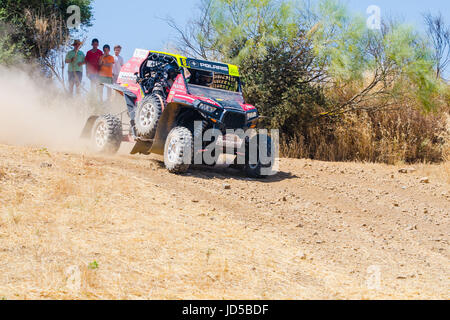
[281,106,449,165]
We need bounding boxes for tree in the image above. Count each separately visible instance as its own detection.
[22,8,71,86]
[240,30,328,136]
[0,0,93,60]
[424,12,450,80]
[0,0,93,87]
[0,19,24,65]
[168,0,300,63]
[311,0,443,113]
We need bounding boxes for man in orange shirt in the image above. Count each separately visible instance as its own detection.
[98,44,115,101]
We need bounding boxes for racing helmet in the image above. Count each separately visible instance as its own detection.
[164,65,179,81]
[195,70,213,86]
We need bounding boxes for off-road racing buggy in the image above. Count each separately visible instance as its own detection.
[81,49,275,177]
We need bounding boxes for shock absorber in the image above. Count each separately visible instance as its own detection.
[130,120,137,139]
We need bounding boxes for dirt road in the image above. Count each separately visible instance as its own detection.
[0,143,448,299]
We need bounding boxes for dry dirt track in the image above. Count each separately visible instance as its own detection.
[0,143,448,299]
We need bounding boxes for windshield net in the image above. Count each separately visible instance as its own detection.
[187,69,240,92]
[211,74,240,92]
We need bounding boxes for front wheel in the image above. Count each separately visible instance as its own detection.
[135,94,164,139]
[164,126,193,174]
[244,133,275,178]
[90,114,123,154]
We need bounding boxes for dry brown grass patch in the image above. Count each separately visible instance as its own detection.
[281,107,449,164]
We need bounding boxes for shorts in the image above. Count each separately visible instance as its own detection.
[87,73,99,83]
[99,76,113,84]
[68,71,83,85]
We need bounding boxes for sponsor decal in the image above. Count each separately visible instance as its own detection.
[197,97,220,107]
[241,104,256,111]
[187,58,229,74]
[133,48,149,59]
[118,72,137,83]
[228,64,240,77]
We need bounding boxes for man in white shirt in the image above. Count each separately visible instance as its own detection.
[112,45,124,83]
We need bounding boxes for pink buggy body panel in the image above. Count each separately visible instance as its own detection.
[166,74,195,104]
[116,49,149,103]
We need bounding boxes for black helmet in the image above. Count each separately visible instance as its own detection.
[196,70,213,86]
[164,65,179,81]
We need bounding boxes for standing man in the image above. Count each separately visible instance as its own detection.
[98,44,115,101]
[112,45,124,84]
[85,38,103,98]
[65,39,85,96]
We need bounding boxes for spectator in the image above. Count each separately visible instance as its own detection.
[98,44,115,101]
[85,38,103,97]
[112,45,124,84]
[65,39,85,96]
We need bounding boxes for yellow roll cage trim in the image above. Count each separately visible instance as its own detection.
[148,50,240,77]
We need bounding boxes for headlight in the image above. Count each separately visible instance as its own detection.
[198,103,217,114]
[246,111,258,120]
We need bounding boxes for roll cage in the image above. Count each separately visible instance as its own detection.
[140,51,243,96]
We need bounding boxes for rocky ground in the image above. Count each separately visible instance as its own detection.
[0,143,448,299]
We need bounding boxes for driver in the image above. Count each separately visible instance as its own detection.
[164,65,179,88]
[194,70,214,87]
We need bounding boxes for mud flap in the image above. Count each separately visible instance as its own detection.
[103,83,138,120]
[130,140,153,155]
[150,103,183,155]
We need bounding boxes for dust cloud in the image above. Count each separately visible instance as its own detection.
[0,66,90,151]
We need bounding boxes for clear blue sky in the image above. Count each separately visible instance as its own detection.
[82,0,450,63]
[83,0,199,61]
[346,0,449,27]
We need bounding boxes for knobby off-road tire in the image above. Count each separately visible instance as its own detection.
[135,93,164,139]
[164,126,193,174]
[91,114,123,154]
[192,120,218,166]
[244,133,275,179]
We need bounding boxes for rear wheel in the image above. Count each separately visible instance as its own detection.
[135,94,164,139]
[91,114,122,154]
[164,126,193,174]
